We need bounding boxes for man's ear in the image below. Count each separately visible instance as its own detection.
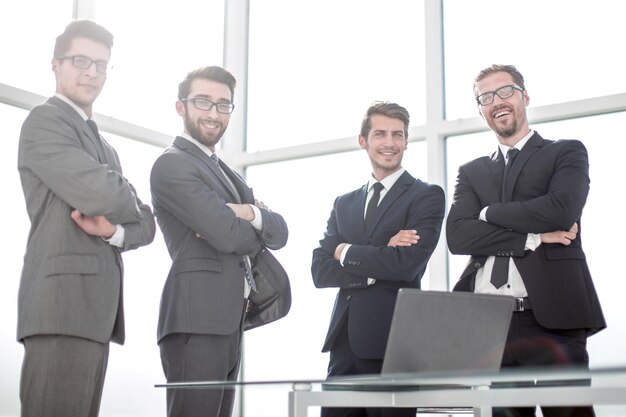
[523,90,530,107]
[358,135,367,149]
[176,100,185,117]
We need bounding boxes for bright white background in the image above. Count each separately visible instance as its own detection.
[1,1,625,416]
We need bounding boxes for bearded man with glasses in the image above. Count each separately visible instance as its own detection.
[447,64,606,417]
[150,66,289,417]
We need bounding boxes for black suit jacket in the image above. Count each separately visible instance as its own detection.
[447,132,605,335]
[311,171,445,359]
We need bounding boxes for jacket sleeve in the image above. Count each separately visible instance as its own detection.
[119,182,156,252]
[486,140,589,233]
[19,104,143,225]
[341,185,445,282]
[311,197,370,289]
[446,163,527,257]
[150,150,263,256]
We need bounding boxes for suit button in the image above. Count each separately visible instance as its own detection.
[474,262,482,269]
[239,261,245,267]
[265,232,273,239]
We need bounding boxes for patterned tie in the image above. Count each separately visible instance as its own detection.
[212,153,257,292]
[365,182,384,229]
[490,147,519,289]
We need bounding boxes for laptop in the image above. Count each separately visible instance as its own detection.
[381,289,515,375]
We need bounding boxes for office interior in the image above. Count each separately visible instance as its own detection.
[1,0,625,416]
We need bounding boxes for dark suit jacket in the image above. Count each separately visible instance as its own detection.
[150,137,288,342]
[447,132,605,335]
[311,171,445,359]
[17,96,155,345]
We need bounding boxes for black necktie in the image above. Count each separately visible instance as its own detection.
[501,147,519,199]
[491,147,519,289]
[365,182,384,229]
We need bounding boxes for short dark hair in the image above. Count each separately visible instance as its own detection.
[53,19,114,58]
[473,64,525,95]
[360,101,410,139]
[178,66,237,102]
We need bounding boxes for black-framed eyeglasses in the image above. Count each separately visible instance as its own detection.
[56,55,109,74]
[181,97,235,114]
[475,84,524,106]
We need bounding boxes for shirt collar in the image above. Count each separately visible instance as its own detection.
[367,168,405,192]
[179,132,217,159]
[54,93,89,121]
[498,129,534,159]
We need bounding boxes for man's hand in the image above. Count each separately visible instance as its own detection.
[226,203,255,221]
[254,199,271,211]
[540,223,578,245]
[334,243,348,261]
[387,229,420,247]
[70,210,116,239]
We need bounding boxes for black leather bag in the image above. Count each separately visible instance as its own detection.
[244,246,291,330]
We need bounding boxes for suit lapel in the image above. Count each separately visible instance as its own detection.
[365,171,413,234]
[489,148,506,201]
[173,137,240,202]
[503,132,543,202]
[49,96,108,165]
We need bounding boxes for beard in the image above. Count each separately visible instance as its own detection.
[494,119,518,139]
[184,113,227,149]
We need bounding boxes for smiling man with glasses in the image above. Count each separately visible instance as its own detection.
[151,66,289,417]
[17,19,155,417]
[447,64,605,417]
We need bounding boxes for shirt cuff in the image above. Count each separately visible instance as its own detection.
[339,243,351,267]
[526,233,541,251]
[367,278,376,285]
[103,224,125,248]
[249,205,263,230]
[479,206,488,221]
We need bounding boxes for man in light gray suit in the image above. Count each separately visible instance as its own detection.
[151,66,289,417]
[17,20,155,417]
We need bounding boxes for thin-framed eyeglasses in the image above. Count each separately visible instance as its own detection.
[56,55,108,74]
[475,84,524,106]
[181,97,235,114]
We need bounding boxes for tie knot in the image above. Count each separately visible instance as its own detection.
[86,119,99,138]
[507,147,519,162]
[371,182,384,193]
[210,153,219,163]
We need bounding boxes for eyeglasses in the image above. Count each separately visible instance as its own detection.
[475,84,524,106]
[181,97,235,114]
[56,55,109,74]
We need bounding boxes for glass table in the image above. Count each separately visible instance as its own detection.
[156,366,626,417]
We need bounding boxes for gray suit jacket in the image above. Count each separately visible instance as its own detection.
[17,96,156,345]
[150,137,288,341]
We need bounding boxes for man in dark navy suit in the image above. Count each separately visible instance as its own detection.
[312,101,446,417]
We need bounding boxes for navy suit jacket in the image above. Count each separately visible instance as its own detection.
[447,132,605,335]
[311,171,445,359]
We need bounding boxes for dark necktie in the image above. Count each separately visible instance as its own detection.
[86,119,107,162]
[490,147,519,289]
[86,119,100,138]
[365,182,384,229]
[211,153,257,292]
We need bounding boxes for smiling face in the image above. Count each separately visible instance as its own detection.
[476,71,530,146]
[52,37,110,117]
[359,114,408,180]
[177,78,232,151]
